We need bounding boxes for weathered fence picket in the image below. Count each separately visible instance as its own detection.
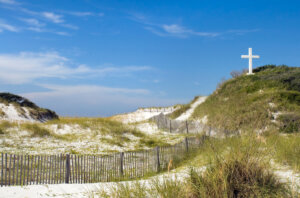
[0,135,205,186]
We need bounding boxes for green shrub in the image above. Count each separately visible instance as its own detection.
[279,113,300,133]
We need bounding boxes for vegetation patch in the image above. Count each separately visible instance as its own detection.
[22,123,52,137]
[266,133,300,171]
[192,65,300,133]
[95,135,295,198]
[188,157,288,197]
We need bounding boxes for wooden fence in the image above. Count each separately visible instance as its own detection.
[0,136,206,187]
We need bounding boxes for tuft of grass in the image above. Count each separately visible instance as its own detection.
[95,178,185,198]
[0,121,15,130]
[21,123,51,137]
[110,182,148,198]
[149,177,186,198]
[188,160,289,198]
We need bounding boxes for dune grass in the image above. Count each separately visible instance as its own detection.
[192,65,300,133]
[266,133,300,171]
[94,134,296,197]
[0,117,180,154]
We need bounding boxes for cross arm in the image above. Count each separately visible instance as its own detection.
[252,55,260,58]
[241,55,249,58]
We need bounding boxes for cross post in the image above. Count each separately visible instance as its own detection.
[241,48,260,75]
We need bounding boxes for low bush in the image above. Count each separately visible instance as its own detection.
[279,113,300,133]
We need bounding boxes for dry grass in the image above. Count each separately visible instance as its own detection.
[94,134,296,197]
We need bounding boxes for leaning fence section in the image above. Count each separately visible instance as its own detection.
[0,136,206,187]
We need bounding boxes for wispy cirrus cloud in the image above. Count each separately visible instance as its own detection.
[226,29,260,35]
[20,18,45,27]
[131,13,259,38]
[145,24,218,38]
[0,20,19,32]
[0,51,152,84]
[41,12,64,23]
[130,13,218,38]
[0,0,16,4]
[65,11,104,17]
[161,24,219,38]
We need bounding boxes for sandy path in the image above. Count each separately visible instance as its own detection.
[176,96,207,121]
[0,168,196,198]
[1,160,298,198]
[273,163,300,193]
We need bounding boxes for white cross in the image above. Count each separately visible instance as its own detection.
[241,48,260,75]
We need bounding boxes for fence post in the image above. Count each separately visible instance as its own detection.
[170,120,172,133]
[120,152,124,176]
[156,147,160,172]
[1,153,3,187]
[185,137,189,152]
[65,154,70,184]
[186,120,189,134]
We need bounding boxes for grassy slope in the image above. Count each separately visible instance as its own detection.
[192,65,300,133]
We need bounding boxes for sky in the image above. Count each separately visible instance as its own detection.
[0,0,300,117]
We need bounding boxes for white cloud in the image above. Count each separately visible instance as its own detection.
[0,51,152,84]
[130,13,218,38]
[65,11,104,17]
[159,24,219,38]
[20,18,44,27]
[67,11,94,17]
[54,31,71,36]
[162,24,185,34]
[0,0,16,4]
[41,12,64,23]
[61,23,79,30]
[131,13,258,38]
[227,29,260,35]
[27,27,45,32]
[0,20,19,32]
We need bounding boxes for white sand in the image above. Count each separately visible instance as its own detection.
[176,96,207,121]
[0,167,204,198]
[0,103,35,122]
[113,107,177,124]
[273,163,300,193]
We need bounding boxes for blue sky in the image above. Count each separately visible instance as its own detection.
[0,0,300,116]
